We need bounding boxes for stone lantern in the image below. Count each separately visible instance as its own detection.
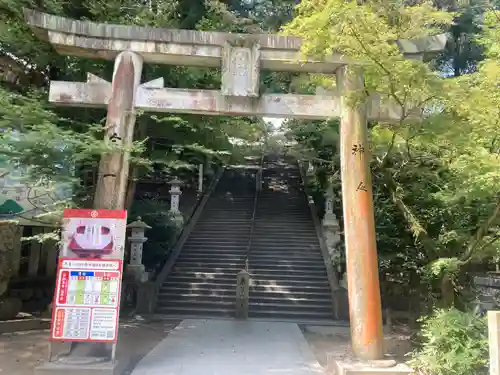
[169,178,182,213]
[126,217,151,282]
[306,161,315,177]
[322,184,342,272]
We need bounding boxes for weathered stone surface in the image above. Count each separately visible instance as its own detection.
[0,222,22,297]
[93,50,143,210]
[0,297,22,320]
[35,361,117,375]
[474,274,500,313]
[221,43,260,97]
[332,359,414,375]
[50,79,410,121]
[24,9,446,72]
[18,288,34,301]
[0,317,50,333]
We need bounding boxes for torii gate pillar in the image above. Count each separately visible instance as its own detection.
[337,66,383,360]
[94,51,143,210]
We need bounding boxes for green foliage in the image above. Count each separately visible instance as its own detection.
[129,199,184,271]
[283,0,500,309]
[410,308,488,375]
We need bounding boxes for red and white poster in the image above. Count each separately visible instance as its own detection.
[50,209,127,343]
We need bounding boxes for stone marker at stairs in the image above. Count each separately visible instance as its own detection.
[235,270,250,319]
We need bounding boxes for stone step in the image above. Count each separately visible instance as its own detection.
[158,293,332,309]
[156,306,235,318]
[179,248,248,254]
[166,274,238,284]
[157,298,234,310]
[252,220,314,225]
[172,265,243,273]
[248,271,328,280]
[248,262,327,271]
[187,234,251,240]
[194,219,252,224]
[186,237,318,244]
[176,254,247,262]
[252,225,316,232]
[194,223,252,228]
[250,235,320,242]
[249,299,332,311]
[158,293,235,304]
[163,277,329,290]
[159,287,236,297]
[178,253,324,263]
[184,240,249,246]
[172,264,327,276]
[248,309,334,321]
[250,289,332,300]
[251,280,330,290]
[169,268,327,280]
[162,280,237,289]
[190,231,251,237]
[181,245,248,251]
[249,240,321,246]
[159,286,332,300]
[182,243,321,251]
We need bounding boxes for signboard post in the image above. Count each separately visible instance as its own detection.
[44,208,127,372]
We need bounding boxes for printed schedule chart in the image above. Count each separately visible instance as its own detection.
[51,259,122,342]
[59,270,120,307]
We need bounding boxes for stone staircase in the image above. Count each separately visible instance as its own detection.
[248,157,334,321]
[157,157,336,322]
[156,165,256,317]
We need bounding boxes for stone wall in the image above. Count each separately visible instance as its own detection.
[0,224,58,320]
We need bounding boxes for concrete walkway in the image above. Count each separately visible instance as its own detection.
[131,319,326,375]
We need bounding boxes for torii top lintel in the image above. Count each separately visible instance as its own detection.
[23,9,446,73]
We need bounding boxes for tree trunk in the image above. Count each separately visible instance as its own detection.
[440,272,455,308]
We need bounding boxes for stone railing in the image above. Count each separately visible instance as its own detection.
[130,166,224,314]
[297,161,349,320]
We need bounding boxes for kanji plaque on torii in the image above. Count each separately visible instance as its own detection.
[24,8,446,368]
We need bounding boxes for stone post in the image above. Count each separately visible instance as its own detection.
[236,270,250,319]
[126,217,151,282]
[198,164,203,195]
[490,311,500,375]
[337,65,384,361]
[169,178,182,213]
[94,50,143,210]
[256,168,263,192]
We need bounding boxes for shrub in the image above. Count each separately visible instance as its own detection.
[409,308,488,375]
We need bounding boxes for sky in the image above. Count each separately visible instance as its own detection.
[263,117,284,130]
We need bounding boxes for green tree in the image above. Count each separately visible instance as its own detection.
[283,0,500,309]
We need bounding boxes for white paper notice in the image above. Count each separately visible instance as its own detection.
[89,308,118,341]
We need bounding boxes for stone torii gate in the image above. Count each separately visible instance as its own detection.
[24,9,445,363]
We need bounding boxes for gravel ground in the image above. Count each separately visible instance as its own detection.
[0,317,179,375]
[302,325,414,374]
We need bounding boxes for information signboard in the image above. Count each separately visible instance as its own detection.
[50,209,127,343]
